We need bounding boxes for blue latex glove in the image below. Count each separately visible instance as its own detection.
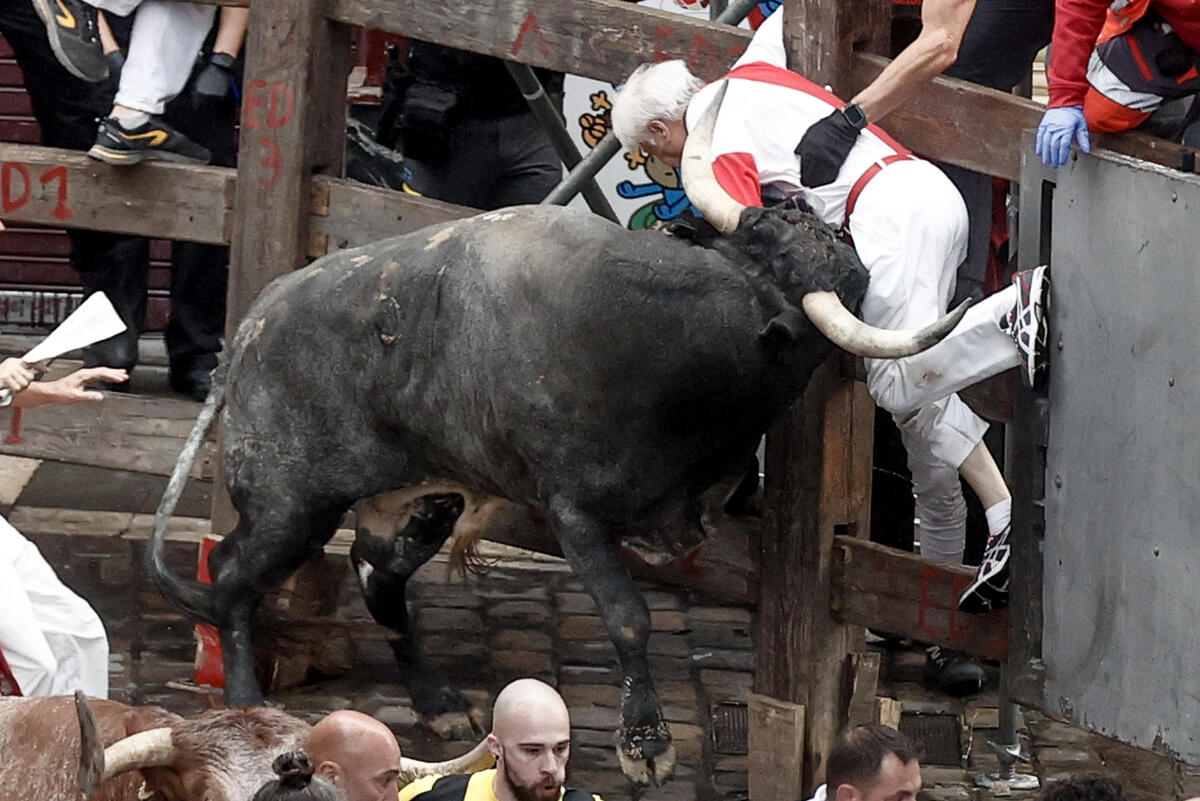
[1036,106,1091,168]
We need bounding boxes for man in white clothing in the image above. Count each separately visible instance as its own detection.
[611,9,1050,619]
[805,725,921,801]
[0,357,126,697]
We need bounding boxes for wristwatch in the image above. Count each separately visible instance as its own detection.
[840,102,868,131]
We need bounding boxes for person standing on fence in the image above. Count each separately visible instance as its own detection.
[1036,0,1200,166]
[36,0,217,164]
[0,356,126,698]
[0,0,147,383]
[380,42,564,209]
[612,9,1052,616]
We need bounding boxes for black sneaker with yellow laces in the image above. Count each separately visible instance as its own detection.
[88,115,211,166]
[32,0,109,83]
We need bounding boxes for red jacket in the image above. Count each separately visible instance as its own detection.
[1049,0,1200,107]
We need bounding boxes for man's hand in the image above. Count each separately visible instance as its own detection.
[0,358,46,393]
[1035,106,1090,168]
[17,367,129,407]
[46,367,129,403]
[796,108,862,188]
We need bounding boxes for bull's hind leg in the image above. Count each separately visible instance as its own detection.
[208,499,347,706]
[351,491,484,740]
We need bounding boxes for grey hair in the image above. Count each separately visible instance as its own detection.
[611,60,703,150]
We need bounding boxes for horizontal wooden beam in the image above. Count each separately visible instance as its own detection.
[306,177,475,257]
[832,535,1009,661]
[327,0,752,84]
[0,143,234,244]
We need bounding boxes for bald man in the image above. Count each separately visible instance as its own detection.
[308,709,402,801]
[398,679,603,801]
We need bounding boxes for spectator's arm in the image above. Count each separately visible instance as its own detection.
[213,7,250,58]
[1047,0,1108,108]
[9,367,128,409]
[849,0,978,123]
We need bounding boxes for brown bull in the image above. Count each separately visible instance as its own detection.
[0,692,489,801]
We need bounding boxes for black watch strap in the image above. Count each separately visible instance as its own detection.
[840,102,868,131]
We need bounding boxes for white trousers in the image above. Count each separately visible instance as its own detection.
[89,0,216,115]
[849,159,1020,563]
[0,517,108,698]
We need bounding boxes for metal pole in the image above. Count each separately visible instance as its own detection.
[541,0,760,209]
[541,132,622,208]
[504,61,619,222]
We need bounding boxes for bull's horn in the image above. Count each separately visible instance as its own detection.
[75,689,177,793]
[99,728,176,784]
[801,291,971,358]
[679,81,744,235]
[398,739,494,784]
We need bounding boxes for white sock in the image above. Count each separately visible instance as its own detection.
[984,498,1012,538]
[111,108,150,127]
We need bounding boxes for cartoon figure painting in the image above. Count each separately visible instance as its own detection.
[576,88,694,230]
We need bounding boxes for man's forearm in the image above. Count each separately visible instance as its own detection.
[849,0,978,122]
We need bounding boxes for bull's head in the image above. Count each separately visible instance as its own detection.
[680,82,967,358]
[74,691,492,800]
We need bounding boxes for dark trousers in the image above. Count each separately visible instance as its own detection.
[401,112,561,210]
[0,0,229,373]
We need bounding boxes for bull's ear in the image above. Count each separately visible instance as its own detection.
[758,307,809,344]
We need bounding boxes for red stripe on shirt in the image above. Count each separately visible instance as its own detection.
[712,152,765,207]
[719,62,912,155]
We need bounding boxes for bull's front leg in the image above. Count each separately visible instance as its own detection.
[548,498,674,786]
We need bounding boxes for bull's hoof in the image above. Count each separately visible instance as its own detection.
[422,707,486,741]
[615,725,675,786]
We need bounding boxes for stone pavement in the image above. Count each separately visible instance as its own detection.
[2,454,1197,801]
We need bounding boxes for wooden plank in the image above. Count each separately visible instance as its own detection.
[831,535,1009,662]
[748,694,806,801]
[846,53,1200,180]
[0,143,232,244]
[217,0,353,533]
[755,355,870,792]
[327,0,752,84]
[307,177,475,257]
[784,0,888,88]
[0,392,215,479]
[875,697,902,730]
[845,651,882,728]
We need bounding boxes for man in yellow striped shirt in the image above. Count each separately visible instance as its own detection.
[399,679,603,801]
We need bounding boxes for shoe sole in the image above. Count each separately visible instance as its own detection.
[1024,266,1050,388]
[959,569,1010,614]
[30,0,106,83]
[88,145,210,166]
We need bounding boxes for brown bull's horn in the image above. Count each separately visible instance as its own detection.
[801,291,971,358]
[75,689,177,793]
[679,81,744,235]
[398,738,494,784]
[100,728,176,784]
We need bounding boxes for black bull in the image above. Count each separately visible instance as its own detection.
[151,203,875,785]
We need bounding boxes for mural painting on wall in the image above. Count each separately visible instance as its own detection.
[561,0,778,230]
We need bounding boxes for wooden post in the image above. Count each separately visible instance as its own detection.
[213,0,352,532]
[782,0,888,91]
[749,1,891,793]
[754,356,874,793]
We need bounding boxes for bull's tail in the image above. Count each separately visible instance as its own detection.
[146,363,226,626]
